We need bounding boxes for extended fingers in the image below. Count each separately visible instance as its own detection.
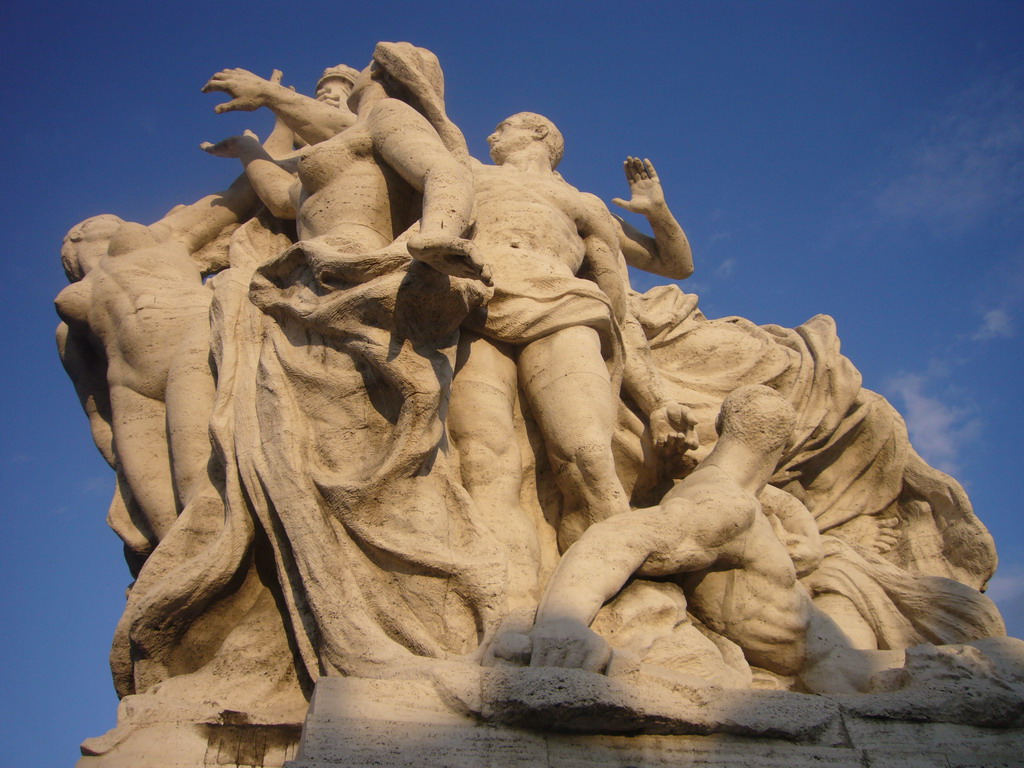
[201,69,241,93]
[199,138,235,157]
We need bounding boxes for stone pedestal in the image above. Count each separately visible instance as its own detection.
[77,721,302,768]
[286,677,1024,768]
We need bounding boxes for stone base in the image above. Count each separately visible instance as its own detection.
[77,721,302,768]
[286,676,1024,768]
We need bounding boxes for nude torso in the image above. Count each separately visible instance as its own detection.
[662,466,808,668]
[296,120,416,247]
[56,238,211,400]
[471,164,597,282]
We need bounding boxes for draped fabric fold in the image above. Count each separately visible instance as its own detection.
[113,236,999,700]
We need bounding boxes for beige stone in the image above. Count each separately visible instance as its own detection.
[56,40,1018,767]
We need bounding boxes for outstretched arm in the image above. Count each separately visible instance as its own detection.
[200,130,298,220]
[612,157,693,279]
[202,68,355,144]
[529,509,674,671]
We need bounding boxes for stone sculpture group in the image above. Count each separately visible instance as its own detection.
[57,42,1023,767]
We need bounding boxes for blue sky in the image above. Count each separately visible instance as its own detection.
[2,2,1022,765]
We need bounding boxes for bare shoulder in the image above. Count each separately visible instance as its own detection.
[576,191,617,230]
[368,97,433,133]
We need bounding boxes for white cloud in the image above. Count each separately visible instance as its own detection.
[971,307,1014,340]
[714,257,736,279]
[874,73,1024,231]
[885,372,980,475]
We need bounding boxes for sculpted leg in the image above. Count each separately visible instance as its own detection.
[518,325,629,550]
[813,593,879,650]
[450,332,540,605]
[800,606,905,693]
[109,386,178,541]
[165,321,218,509]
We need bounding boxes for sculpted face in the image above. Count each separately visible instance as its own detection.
[315,78,354,109]
[61,215,123,279]
[487,117,541,165]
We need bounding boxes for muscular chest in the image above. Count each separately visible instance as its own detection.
[476,169,588,235]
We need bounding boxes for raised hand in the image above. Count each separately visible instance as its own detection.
[407,232,493,285]
[199,129,261,158]
[202,68,277,114]
[611,157,666,216]
[649,401,699,456]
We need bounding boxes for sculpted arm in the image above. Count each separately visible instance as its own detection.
[760,485,824,577]
[154,170,259,253]
[56,319,116,469]
[201,131,298,220]
[597,237,697,455]
[620,307,699,455]
[202,68,355,144]
[530,508,689,671]
[536,512,668,627]
[370,100,490,282]
[612,157,693,279]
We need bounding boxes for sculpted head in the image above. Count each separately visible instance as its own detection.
[315,64,359,108]
[355,42,445,110]
[351,42,468,158]
[487,112,564,169]
[715,385,796,456]
[61,214,124,281]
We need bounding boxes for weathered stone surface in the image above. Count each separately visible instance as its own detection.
[286,675,1024,767]
[56,39,1020,767]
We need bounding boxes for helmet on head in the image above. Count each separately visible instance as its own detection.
[316,64,360,91]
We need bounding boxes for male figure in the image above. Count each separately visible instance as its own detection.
[203,63,360,145]
[448,114,697,589]
[56,175,257,556]
[526,385,903,693]
[313,64,360,113]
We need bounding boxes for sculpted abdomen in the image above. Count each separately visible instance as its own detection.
[298,152,409,243]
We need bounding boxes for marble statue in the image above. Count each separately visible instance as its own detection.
[58,41,1022,768]
[56,175,257,569]
[518,384,995,694]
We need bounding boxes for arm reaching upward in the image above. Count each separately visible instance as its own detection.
[202,68,355,144]
[200,130,298,220]
[612,157,693,279]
